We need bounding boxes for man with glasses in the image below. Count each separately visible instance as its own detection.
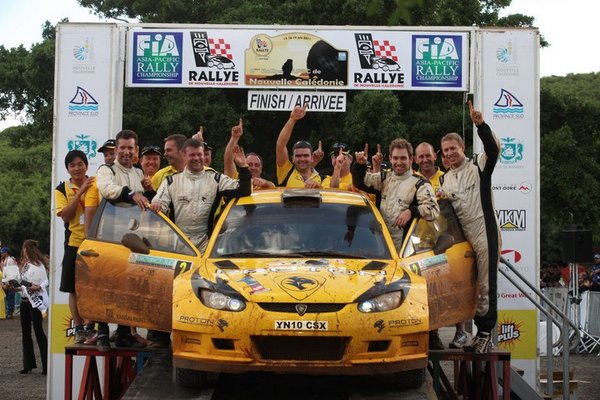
[276,105,325,188]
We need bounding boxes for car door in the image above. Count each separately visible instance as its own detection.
[76,200,200,332]
[399,199,477,330]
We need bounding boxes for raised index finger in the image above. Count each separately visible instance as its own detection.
[468,99,474,113]
[376,144,382,154]
[318,140,322,151]
[363,143,369,155]
[239,118,243,128]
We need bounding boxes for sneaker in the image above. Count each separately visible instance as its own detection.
[449,330,468,349]
[463,332,492,353]
[74,327,86,344]
[84,331,98,345]
[429,331,444,350]
[96,333,111,352]
[115,334,146,349]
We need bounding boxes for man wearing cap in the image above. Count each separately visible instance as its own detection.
[276,105,325,188]
[223,119,275,190]
[98,139,116,165]
[1,247,19,318]
[140,145,162,192]
[151,134,187,191]
[322,143,354,190]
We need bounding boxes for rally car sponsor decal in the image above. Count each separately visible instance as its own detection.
[275,320,329,331]
[274,274,326,300]
[238,275,271,294]
[388,317,423,328]
[128,253,185,270]
[410,254,450,278]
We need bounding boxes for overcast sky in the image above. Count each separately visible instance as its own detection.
[0,0,598,130]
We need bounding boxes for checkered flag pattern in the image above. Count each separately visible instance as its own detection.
[373,40,398,62]
[208,38,233,60]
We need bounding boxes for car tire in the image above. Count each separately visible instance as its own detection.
[394,368,425,390]
[175,367,206,388]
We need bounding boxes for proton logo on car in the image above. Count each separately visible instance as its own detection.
[274,274,325,301]
[295,304,308,316]
[374,319,385,333]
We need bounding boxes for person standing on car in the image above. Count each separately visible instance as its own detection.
[151,138,252,250]
[55,150,99,345]
[96,129,154,350]
[352,139,439,250]
[415,142,468,350]
[439,101,501,354]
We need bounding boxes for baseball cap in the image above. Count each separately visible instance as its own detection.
[0,246,10,254]
[98,139,116,153]
[330,142,349,156]
[202,142,213,152]
[141,145,162,156]
[594,254,600,259]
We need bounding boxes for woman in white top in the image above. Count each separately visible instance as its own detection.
[18,240,48,375]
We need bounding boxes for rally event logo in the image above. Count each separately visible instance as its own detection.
[67,134,98,159]
[499,137,524,165]
[412,35,462,88]
[72,37,95,74]
[497,316,523,350]
[68,86,98,117]
[493,89,524,119]
[132,32,182,84]
[353,33,404,88]
[495,209,526,232]
[495,39,518,76]
[188,31,239,86]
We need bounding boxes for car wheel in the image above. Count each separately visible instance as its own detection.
[175,367,206,388]
[394,368,425,390]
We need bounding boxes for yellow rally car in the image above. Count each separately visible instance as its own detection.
[76,189,476,389]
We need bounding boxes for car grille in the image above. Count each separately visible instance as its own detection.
[253,336,349,361]
[257,303,345,313]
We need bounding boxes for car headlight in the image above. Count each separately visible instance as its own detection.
[200,290,246,312]
[357,291,403,313]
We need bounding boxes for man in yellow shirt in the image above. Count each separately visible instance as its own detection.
[55,150,99,344]
[151,134,186,190]
[276,105,324,188]
[321,144,354,190]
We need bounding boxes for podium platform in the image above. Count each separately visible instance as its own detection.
[428,348,511,400]
[64,345,152,400]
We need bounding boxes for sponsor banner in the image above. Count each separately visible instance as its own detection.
[497,309,537,360]
[247,90,346,112]
[126,28,468,91]
[52,23,122,400]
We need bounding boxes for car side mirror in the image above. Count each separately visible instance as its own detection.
[433,233,454,255]
[121,233,150,254]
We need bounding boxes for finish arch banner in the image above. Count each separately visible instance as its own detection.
[126,27,469,91]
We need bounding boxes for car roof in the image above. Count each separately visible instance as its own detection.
[235,188,370,206]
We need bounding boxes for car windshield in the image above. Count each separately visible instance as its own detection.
[210,202,391,259]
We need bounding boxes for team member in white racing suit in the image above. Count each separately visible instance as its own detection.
[151,138,252,250]
[439,101,501,353]
[352,139,439,250]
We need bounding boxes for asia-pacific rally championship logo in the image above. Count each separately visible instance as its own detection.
[412,35,462,88]
[132,32,183,84]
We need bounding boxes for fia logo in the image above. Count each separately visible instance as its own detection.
[415,36,460,60]
[137,33,180,57]
[67,134,98,159]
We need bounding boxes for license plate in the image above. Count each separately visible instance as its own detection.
[274,320,328,331]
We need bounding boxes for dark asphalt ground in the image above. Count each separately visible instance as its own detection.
[0,316,597,399]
